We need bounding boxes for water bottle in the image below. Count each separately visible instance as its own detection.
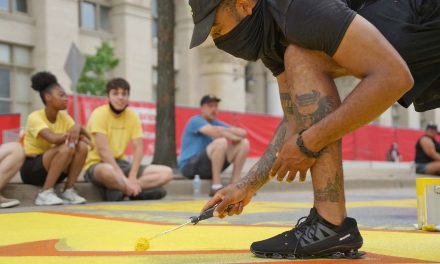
[192,174,201,196]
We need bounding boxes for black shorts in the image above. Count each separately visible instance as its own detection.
[358,0,440,111]
[20,155,68,186]
[84,159,147,187]
[181,149,230,179]
[415,163,428,174]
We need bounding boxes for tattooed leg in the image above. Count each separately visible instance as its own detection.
[284,45,348,225]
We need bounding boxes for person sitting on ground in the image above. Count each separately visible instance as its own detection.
[386,142,402,162]
[178,95,250,196]
[21,72,91,206]
[415,123,440,176]
[0,142,25,208]
[83,78,172,201]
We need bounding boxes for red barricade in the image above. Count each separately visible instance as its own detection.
[68,95,425,161]
[0,113,21,144]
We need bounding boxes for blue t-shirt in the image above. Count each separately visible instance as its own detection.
[178,115,229,170]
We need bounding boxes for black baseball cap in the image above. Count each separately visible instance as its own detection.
[189,0,222,49]
[426,123,439,133]
[200,94,221,105]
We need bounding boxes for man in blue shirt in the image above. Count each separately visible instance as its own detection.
[179,95,249,196]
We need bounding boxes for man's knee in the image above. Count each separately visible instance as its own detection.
[239,138,250,152]
[211,138,228,152]
[93,164,117,183]
[160,166,173,183]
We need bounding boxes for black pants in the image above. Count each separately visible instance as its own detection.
[181,149,230,179]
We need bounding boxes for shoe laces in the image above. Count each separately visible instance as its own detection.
[291,212,320,255]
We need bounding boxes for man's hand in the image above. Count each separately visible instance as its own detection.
[124,177,141,197]
[202,184,254,218]
[270,133,316,182]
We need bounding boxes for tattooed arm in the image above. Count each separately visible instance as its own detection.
[236,117,287,192]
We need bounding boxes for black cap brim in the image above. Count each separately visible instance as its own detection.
[190,8,217,49]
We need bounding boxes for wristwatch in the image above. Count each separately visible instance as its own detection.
[296,129,322,158]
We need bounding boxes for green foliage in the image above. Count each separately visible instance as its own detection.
[76,42,119,96]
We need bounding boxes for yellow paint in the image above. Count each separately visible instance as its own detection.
[134,237,150,251]
[0,211,439,262]
[363,229,440,262]
[72,199,415,214]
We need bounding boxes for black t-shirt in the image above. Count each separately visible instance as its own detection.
[415,135,440,163]
[262,0,357,76]
[260,0,440,112]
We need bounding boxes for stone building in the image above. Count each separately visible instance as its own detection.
[0,0,438,128]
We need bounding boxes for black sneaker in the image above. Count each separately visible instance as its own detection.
[129,187,167,200]
[103,188,125,201]
[250,208,364,259]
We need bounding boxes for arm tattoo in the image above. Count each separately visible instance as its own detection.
[280,93,294,115]
[293,91,335,128]
[295,90,320,107]
[314,170,343,202]
[236,118,287,191]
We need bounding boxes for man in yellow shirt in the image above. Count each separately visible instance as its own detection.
[84,78,172,201]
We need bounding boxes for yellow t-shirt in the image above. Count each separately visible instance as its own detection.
[84,105,143,170]
[23,109,75,156]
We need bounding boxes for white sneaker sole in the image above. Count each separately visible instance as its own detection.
[62,199,86,205]
[34,199,63,206]
[0,200,20,208]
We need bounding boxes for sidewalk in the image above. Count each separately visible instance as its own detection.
[2,160,418,207]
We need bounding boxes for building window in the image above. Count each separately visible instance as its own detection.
[0,0,27,13]
[13,0,26,12]
[151,0,158,46]
[0,42,32,122]
[391,104,400,127]
[99,5,110,31]
[152,67,157,102]
[79,1,110,32]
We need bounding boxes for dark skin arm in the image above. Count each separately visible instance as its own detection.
[202,116,289,217]
[38,129,67,145]
[270,15,414,180]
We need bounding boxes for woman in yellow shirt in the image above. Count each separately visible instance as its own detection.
[21,72,92,206]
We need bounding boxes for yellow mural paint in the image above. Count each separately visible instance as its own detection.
[134,237,150,251]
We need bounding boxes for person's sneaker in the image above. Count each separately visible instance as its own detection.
[61,188,86,204]
[250,208,365,259]
[0,194,20,208]
[35,188,64,206]
[129,187,167,200]
[103,188,125,201]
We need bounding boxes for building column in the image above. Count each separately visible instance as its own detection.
[434,109,440,126]
[175,0,201,106]
[379,108,393,127]
[408,104,421,129]
[198,45,246,112]
[32,0,79,108]
[112,1,151,102]
[266,71,283,116]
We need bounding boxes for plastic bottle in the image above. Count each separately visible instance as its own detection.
[192,174,201,196]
